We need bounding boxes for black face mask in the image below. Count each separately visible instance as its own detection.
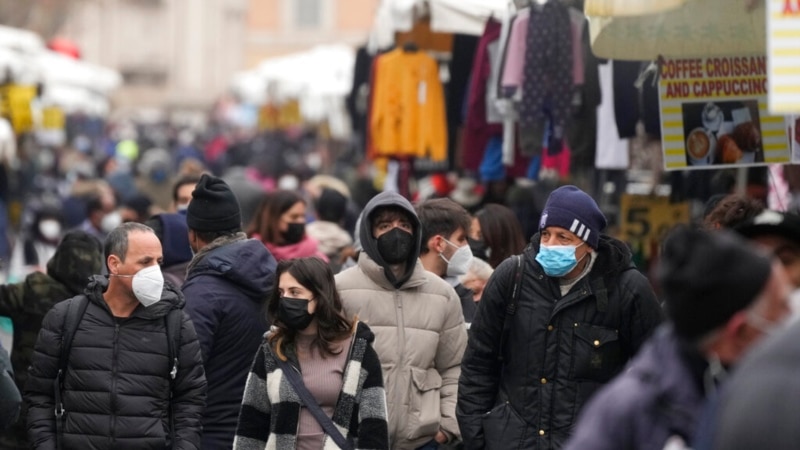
[277,296,314,330]
[282,223,306,245]
[376,227,414,264]
[468,237,489,261]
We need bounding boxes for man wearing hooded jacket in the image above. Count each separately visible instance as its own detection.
[182,174,277,449]
[336,191,468,450]
[25,222,206,449]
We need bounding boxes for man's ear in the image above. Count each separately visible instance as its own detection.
[107,254,120,275]
[427,235,445,254]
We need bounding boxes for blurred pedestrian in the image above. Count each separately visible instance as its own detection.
[417,198,477,326]
[306,188,353,272]
[119,194,153,224]
[183,174,277,449]
[145,213,193,287]
[459,258,493,303]
[248,189,327,262]
[458,185,663,450]
[701,193,764,230]
[564,227,791,450]
[7,201,63,282]
[0,230,103,449]
[172,174,201,212]
[234,257,389,449]
[336,191,467,449]
[469,203,527,268]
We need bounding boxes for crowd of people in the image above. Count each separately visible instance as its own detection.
[0,124,799,450]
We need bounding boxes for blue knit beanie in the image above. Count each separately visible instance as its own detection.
[539,185,607,249]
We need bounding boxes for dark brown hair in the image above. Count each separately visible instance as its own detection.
[267,257,353,359]
[702,194,765,230]
[247,190,306,244]
[476,203,527,268]
[416,198,472,255]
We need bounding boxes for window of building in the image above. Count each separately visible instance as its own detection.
[295,0,322,28]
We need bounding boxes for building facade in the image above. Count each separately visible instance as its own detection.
[57,0,378,117]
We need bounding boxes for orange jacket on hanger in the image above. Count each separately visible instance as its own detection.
[370,48,447,161]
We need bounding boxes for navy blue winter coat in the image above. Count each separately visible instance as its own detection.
[563,325,706,450]
[182,238,276,450]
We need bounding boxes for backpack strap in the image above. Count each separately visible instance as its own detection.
[165,308,182,449]
[498,253,525,363]
[54,295,89,450]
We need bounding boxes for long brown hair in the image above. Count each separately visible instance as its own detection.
[247,190,306,245]
[267,257,353,359]
[476,203,527,268]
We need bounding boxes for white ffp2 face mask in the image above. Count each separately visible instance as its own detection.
[115,265,165,307]
[39,219,62,241]
[441,238,474,277]
[132,265,164,307]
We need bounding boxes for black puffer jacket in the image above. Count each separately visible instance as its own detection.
[457,235,663,450]
[25,275,207,450]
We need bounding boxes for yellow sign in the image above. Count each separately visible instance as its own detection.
[42,106,65,130]
[1,85,36,134]
[658,56,790,170]
[620,194,690,245]
[768,0,800,113]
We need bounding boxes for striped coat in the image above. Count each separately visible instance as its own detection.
[234,322,389,450]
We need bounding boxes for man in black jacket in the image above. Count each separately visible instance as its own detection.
[457,185,663,449]
[25,222,207,449]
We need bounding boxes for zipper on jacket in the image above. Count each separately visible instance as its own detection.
[393,289,406,434]
[109,321,120,447]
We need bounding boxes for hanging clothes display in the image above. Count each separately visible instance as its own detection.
[518,1,573,156]
[369,47,448,162]
[463,19,503,172]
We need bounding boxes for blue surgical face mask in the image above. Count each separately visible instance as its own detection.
[535,242,586,277]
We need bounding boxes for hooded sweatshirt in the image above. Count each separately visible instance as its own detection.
[0,230,103,449]
[336,191,468,449]
[182,236,277,450]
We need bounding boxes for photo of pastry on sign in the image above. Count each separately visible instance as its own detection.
[682,100,762,166]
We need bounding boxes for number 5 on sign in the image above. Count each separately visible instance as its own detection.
[620,194,690,242]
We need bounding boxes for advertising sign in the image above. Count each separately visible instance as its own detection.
[658,56,790,170]
[768,0,800,114]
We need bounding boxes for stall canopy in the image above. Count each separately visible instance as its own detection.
[588,0,766,60]
[584,0,688,17]
[428,0,506,35]
[370,0,506,46]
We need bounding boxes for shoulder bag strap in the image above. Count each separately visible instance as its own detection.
[498,253,524,362]
[275,357,353,450]
[54,295,89,450]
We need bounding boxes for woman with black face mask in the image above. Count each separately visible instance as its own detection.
[234,257,389,450]
[247,189,328,262]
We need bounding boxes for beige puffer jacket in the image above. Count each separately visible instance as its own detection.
[336,253,467,450]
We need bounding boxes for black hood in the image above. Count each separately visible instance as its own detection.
[47,230,104,296]
[358,191,422,288]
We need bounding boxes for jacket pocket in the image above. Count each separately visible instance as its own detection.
[481,402,529,450]
[407,367,442,440]
[571,323,623,382]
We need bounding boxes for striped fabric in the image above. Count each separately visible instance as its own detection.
[233,322,389,450]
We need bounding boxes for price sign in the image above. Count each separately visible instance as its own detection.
[620,194,690,244]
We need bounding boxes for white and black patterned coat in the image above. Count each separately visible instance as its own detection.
[233,321,389,450]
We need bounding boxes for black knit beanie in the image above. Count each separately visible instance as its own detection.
[186,174,242,232]
[658,227,773,341]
